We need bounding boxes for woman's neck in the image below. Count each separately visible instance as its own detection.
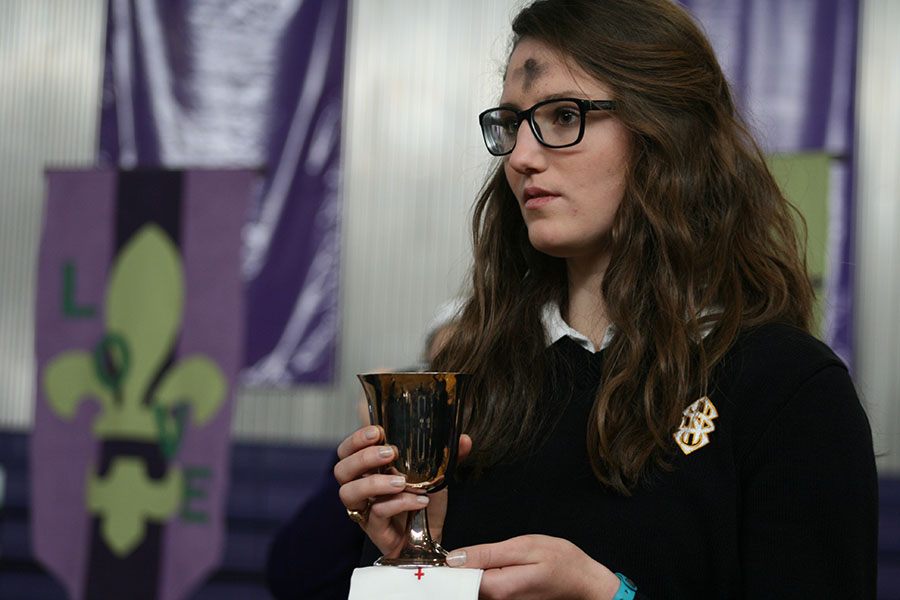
[565,255,611,349]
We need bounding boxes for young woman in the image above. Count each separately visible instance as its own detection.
[335,0,878,597]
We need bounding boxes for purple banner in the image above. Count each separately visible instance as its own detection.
[99,0,348,383]
[32,169,251,600]
[682,0,858,364]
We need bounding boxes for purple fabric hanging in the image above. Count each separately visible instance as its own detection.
[99,0,348,384]
[33,169,251,600]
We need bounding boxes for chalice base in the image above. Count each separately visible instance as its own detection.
[375,552,447,568]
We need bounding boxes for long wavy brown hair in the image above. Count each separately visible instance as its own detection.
[432,0,814,494]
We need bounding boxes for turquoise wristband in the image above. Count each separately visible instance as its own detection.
[612,573,637,600]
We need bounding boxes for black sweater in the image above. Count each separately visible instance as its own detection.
[433,323,878,599]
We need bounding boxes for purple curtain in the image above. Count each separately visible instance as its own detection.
[99,0,348,383]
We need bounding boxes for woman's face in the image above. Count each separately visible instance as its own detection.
[501,38,631,268]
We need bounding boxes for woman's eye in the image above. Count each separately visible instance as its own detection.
[555,108,580,126]
[501,118,519,134]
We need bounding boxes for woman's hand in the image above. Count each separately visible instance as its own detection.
[446,534,620,600]
[333,425,472,557]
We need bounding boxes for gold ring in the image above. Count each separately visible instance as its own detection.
[346,503,370,524]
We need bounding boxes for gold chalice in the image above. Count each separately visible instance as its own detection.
[357,372,469,567]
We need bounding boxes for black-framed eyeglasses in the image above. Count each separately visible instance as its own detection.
[478,98,616,156]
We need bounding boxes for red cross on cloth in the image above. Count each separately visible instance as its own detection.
[348,564,483,598]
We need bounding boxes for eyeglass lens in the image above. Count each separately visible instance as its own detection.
[481,99,583,155]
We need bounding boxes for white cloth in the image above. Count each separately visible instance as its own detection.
[348,566,483,600]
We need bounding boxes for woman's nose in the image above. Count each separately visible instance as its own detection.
[506,121,548,173]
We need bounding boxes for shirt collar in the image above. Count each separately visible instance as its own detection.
[541,302,615,353]
[541,302,719,354]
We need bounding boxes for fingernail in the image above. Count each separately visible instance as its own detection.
[365,427,378,440]
[416,495,429,505]
[390,476,406,487]
[446,550,466,567]
[377,446,394,458]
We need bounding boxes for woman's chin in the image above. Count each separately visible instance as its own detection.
[528,232,611,265]
[528,236,574,259]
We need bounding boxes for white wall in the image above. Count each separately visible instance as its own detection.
[0,0,107,425]
[855,0,900,472]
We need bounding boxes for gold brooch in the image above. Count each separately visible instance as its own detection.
[673,396,718,455]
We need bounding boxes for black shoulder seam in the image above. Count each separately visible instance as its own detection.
[738,362,852,464]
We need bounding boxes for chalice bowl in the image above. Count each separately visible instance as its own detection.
[357,372,469,567]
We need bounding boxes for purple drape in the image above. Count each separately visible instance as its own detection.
[99,0,348,384]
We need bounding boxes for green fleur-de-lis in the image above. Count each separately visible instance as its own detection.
[41,224,228,556]
[87,457,183,556]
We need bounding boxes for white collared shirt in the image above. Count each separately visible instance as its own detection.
[541,302,614,353]
[541,302,719,354]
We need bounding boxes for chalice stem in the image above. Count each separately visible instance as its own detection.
[376,506,447,566]
[402,505,446,559]
[404,506,444,555]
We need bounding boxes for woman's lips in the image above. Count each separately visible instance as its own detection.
[523,186,558,209]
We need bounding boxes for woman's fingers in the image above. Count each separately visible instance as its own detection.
[336,425,383,460]
[445,535,620,600]
[334,442,397,485]
[458,433,473,461]
[338,472,407,510]
[333,424,463,557]
[334,424,392,488]
[368,490,430,520]
[336,430,470,484]
[446,536,537,569]
[362,492,431,558]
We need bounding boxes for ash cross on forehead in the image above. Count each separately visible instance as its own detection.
[519,57,544,92]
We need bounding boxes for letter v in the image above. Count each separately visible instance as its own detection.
[154,404,188,459]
